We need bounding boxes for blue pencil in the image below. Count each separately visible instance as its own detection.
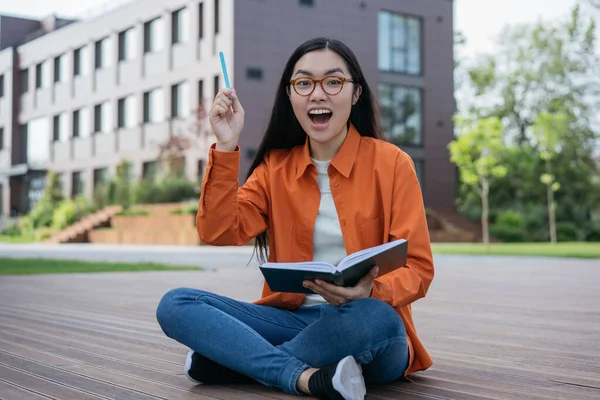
[219,52,232,103]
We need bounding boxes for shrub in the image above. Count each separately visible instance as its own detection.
[18,216,35,237]
[116,208,151,216]
[132,179,162,204]
[585,222,600,242]
[158,178,198,203]
[52,199,77,231]
[34,227,54,241]
[170,203,198,215]
[495,210,525,229]
[489,224,526,242]
[1,220,22,236]
[556,221,579,242]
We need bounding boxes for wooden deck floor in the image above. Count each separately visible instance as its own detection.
[0,254,599,399]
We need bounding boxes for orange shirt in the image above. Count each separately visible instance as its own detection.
[197,124,435,376]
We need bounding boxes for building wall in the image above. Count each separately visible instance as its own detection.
[0,48,14,217]
[1,0,455,216]
[234,0,455,210]
[13,0,236,202]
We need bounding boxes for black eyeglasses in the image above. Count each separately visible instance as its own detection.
[289,76,354,96]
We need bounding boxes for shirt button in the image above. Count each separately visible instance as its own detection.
[332,181,338,187]
[341,220,347,227]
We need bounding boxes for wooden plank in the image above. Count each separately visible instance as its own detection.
[0,324,181,374]
[431,353,600,390]
[0,351,164,400]
[0,365,103,400]
[423,367,600,400]
[0,314,183,364]
[0,330,293,400]
[0,379,54,400]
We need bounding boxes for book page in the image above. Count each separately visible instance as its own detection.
[261,261,336,273]
[337,240,405,271]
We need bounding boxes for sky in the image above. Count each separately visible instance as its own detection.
[0,0,587,58]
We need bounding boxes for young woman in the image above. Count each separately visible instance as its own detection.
[156,37,434,400]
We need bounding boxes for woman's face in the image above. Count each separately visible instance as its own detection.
[288,49,361,149]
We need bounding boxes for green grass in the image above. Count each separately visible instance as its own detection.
[0,258,202,275]
[431,242,600,259]
[0,235,36,243]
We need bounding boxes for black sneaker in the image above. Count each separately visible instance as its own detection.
[184,350,253,385]
[308,355,366,400]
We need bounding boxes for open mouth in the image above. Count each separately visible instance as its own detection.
[308,109,333,126]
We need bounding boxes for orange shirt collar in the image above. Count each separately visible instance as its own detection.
[295,123,361,179]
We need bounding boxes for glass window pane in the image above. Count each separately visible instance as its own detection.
[407,18,421,74]
[59,113,69,142]
[80,107,90,137]
[81,46,90,75]
[125,95,137,128]
[378,11,391,71]
[389,86,421,145]
[150,88,164,123]
[153,18,164,51]
[27,117,50,165]
[102,102,112,132]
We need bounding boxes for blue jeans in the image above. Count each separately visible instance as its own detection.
[156,288,409,395]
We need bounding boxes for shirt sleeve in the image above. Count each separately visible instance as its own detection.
[196,144,270,246]
[371,151,435,307]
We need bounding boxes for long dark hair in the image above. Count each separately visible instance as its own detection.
[247,37,386,264]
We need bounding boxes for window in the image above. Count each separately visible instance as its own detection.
[0,75,4,97]
[27,117,50,165]
[172,7,189,44]
[143,160,159,181]
[144,18,164,53]
[378,83,422,145]
[95,37,112,69]
[73,107,90,138]
[143,88,165,123]
[378,11,421,75]
[0,128,4,149]
[118,95,137,128]
[53,55,66,83]
[72,171,85,197]
[52,113,69,142]
[299,0,314,6]
[198,79,204,106]
[74,46,90,76]
[94,168,109,188]
[198,2,204,39]
[171,81,190,118]
[94,102,112,133]
[20,69,29,94]
[35,62,49,89]
[246,68,263,80]
[214,0,219,34]
[118,28,136,61]
[213,75,219,99]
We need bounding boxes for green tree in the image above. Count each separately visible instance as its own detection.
[532,111,569,243]
[27,171,64,228]
[449,117,508,245]
[455,5,600,238]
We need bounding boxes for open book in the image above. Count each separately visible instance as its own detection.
[259,239,408,294]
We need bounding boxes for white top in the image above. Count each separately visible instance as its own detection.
[302,158,347,306]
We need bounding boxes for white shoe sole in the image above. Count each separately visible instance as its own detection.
[332,355,366,400]
[184,349,203,384]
